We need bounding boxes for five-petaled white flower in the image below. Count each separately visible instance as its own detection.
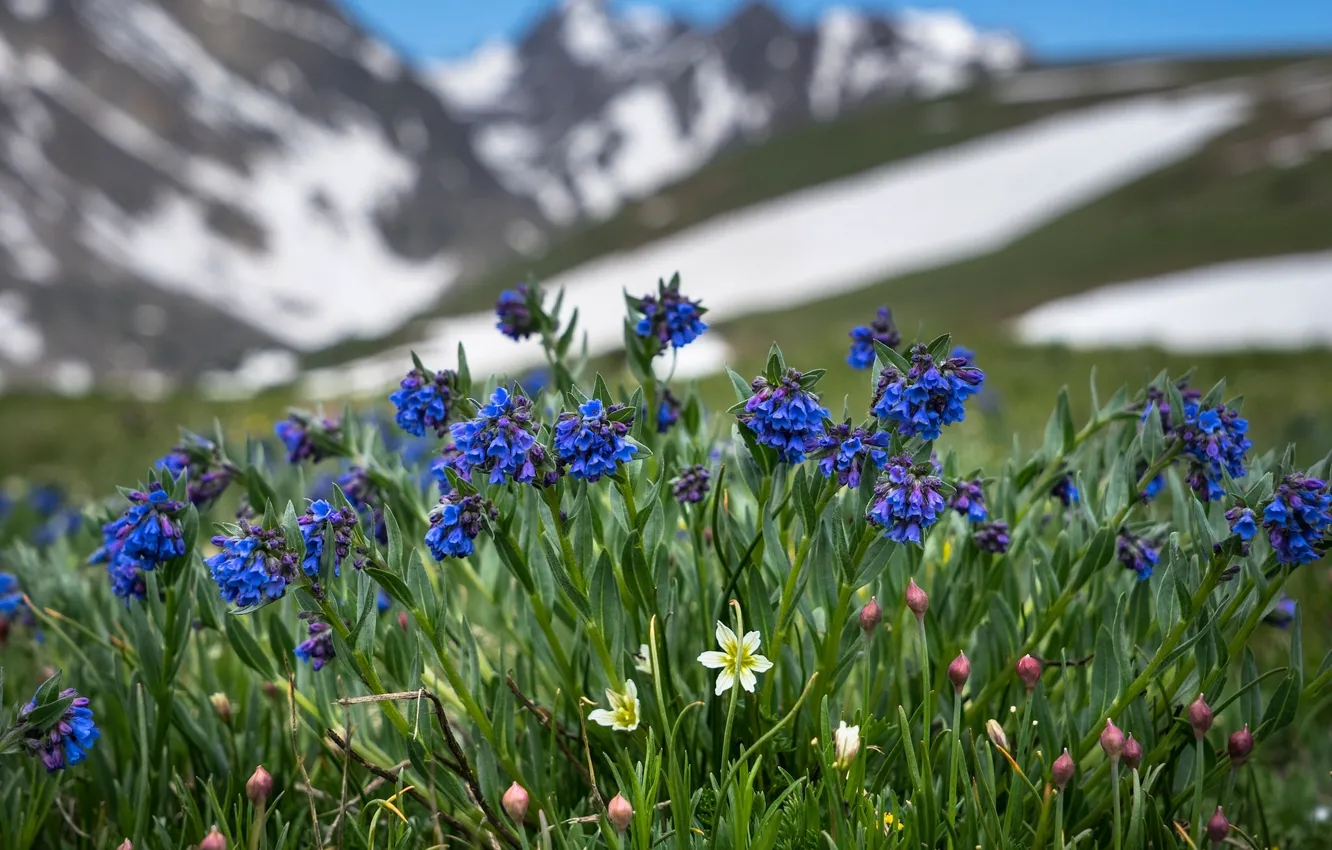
[698,621,773,695]
[633,644,653,676]
[588,680,641,732]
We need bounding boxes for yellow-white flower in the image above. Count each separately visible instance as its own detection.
[833,721,860,769]
[698,621,773,695]
[588,680,641,732]
[633,644,653,676]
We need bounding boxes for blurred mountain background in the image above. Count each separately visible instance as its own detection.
[0,0,1330,487]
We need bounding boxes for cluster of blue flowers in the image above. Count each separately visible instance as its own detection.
[156,436,232,506]
[1264,594,1297,628]
[846,307,901,370]
[554,398,637,483]
[1051,474,1079,507]
[1116,530,1160,580]
[298,499,360,578]
[949,478,988,521]
[1226,505,1258,553]
[295,621,335,671]
[425,493,497,560]
[205,521,296,609]
[337,466,387,544]
[92,485,186,603]
[634,278,707,355]
[20,687,99,772]
[495,284,538,341]
[973,520,1010,554]
[739,369,829,463]
[809,424,891,489]
[657,389,681,434]
[871,344,984,441]
[1177,401,1252,502]
[866,454,946,545]
[390,367,458,438]
[450,387,553,486]
[1261,473,1331,565]
[0,572,22,618]
[430,445,461,495]
[275,414,341,464]
[672,464,711,504]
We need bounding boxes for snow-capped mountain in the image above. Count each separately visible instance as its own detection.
[0,0,1021,392]
[430,0,1022,224]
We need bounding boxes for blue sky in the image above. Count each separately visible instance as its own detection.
[343,0,1332,62]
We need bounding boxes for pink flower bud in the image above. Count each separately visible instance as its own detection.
[1052,748,1075,789]
[947,652,970,693]
[607,793,633,833]
[1206,806,1230,845]
[859,597,883,637]
[209,693,232,725]
[117,841,132,850]
[261,681,278,699]
[1100,718,1125,763]
[199,826,227,850]
[1188,694,1213,740]
[1015,654,1042,692]
[1123,734,1142,770]
[246,765,272,806]
[1227,724,1253,766]
[502,782,530,823]
[398,611,409,632]
[905,579,928,622]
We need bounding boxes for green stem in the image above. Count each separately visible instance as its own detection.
[918,617,936,847]
[1056,792,1065,850]
[1191,737,1206,848]
[1111,760,1122,850]
[947,688,962,828]
[1004,695,1035,838]
[616,474,639,528]
[719,604,745,770]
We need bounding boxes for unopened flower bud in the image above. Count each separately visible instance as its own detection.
[1052,748,1075,789]
[117,841,132,850]
[200,826,227,850]
[833,721,860,769]
[1123,734,1142,770]
[905,579,928,622]
[859,597,882,637]
[1228,724,1253,766]
[1188,694,1213,739]
[947,652,970,693]
[502,782,530,823]
[210,693,232,725]
[1100,718,1125,763]
[607,793,633,832]
[986,719,1009,751]
[1206,806,1230,845]
[1015,654,1042,692]
[246,765,272,806]
[261,681,278,699]
[398,610,409,632]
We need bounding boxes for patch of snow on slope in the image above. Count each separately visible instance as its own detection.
[562,0,620,66]
[1014,252,1332,351]
[8,0,50,21]
[898,8,1020,96]
[0,191,57,281]
[0,290,42,364]
[428,39,521,112]
[809,8,863,120]
[302,91,1250,399]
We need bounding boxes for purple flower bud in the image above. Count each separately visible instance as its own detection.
[1189,694,1213,739]
[1016,654,1042,692]
[247,765,273,806]
[1052,748,1075,789]
[905,579,928,622]
[859,597,883,637]
[948,652,970,693]
[1206,807,1230,845]
[607,793,633,832]
[1228,724,1253,766]
[1100,719,1126,763]
[503,782,530,823]
[199,827,227,850]
[1123,734,1143,770]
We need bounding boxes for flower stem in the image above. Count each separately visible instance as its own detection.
[947,688,962,828]
[1111,760,1123,850]
[719,603,745,770]
[1055,792,1065,850]
[1191,738,1206,848]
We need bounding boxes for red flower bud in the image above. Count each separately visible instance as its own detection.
[905,579,928,622]
[246,765,273,806]
[1100,718,1126,763]
[607,793,633,833]
[1015,654,1042,692]
[1206,806,1230,845]
[947,652,970,693]
[1188,694,1213,739]
[1052,748,1075,789]
[859,597,883,637]
[502,782,530,823]
[398,610,409,632]
[1123,734,1142,770]
[199,826,227,850]
[1227,724,1253,766]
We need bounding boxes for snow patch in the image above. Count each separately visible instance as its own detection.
[304,91,1250,399]
[427,39,520,112]
[1014,253,1332,352]
[8,0,50,21]
[0,290,42,364]
[199,348,299,400]
[561,0,620,66]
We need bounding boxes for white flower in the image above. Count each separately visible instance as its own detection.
[698,621,773,695]
[633,644,653,676]
[833,720,860,769]
[588,680,641,732]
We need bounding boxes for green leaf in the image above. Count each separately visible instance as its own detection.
[456,342,471,392]
[384,505,404,573]
[926,333,952,361]
[1142,404,1163,463]
[224,615,276,681]
[727,368,753,403]
[1240,648,1262,726]
[541,533,591,619]
[367,567,415,610]
[765,343,786,382]
[23,695,77,730]
[874,340,910,373]
[1257,674,1299,738]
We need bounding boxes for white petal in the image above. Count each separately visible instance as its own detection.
[742,630,763,654]
[715,621,738,654]
[714,669,735,695]
[738,667,757,692]
[623,679,638,699]
[698,651,728,669]
[588,709,615,728]
[747,653,774,674]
